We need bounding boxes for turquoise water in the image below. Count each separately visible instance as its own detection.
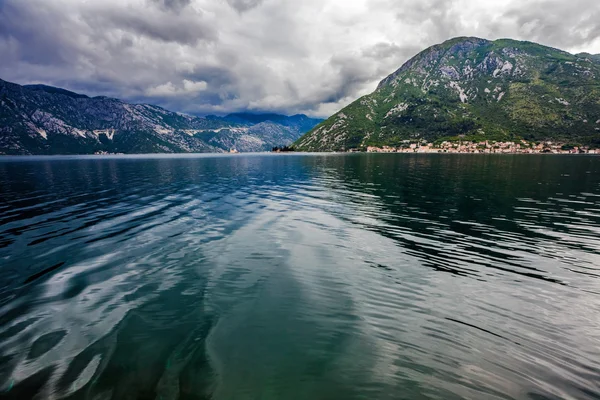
[1,154,600,399]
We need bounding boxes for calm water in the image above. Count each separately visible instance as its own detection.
[0,154,600,400]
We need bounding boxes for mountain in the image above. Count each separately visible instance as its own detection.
[223,112,323,131]
[24,84,90,99]
[205,113,324,152]
[0,80,321,155]
[296,37,600,151]
[577,53,600,64]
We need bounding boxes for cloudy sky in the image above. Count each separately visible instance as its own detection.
[1,0,600,117]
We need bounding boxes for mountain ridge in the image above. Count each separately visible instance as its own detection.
[0,79,322,155]
[296,37,600,151]
[23,84,91,99]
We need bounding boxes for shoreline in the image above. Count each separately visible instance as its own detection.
[2,151,599,158]
[359,141,599,155]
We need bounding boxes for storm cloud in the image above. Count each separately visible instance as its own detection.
[1,0,599,117]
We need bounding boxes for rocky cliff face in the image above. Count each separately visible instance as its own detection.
[0,80,224,154]
[577,53,600,64]
[0,80,322,155]
[296,37,600,151]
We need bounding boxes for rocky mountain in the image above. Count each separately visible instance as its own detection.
[206,113,323,152]
[0,79,322,155]
[222,113,323,132]
[577,53,600,64]
[296,37,600,151]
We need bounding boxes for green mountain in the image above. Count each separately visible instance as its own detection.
[0,80,322,155]
[296,37,600,151]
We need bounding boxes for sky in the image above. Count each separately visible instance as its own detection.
[1,0,600,118]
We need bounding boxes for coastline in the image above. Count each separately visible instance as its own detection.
[358,140,599,155]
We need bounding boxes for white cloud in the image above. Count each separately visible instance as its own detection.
[146,80,208,97]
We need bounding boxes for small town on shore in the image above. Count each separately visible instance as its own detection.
[361,140,600,154]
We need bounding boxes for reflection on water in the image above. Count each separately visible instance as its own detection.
[1,154,600,400]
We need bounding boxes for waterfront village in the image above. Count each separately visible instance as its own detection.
[362,141,600,154]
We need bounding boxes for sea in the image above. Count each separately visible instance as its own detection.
[0,153,599,400]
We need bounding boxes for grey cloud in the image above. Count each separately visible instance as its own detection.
[362,43,405,59]
[150,0,192,12]
[0,2,80,66]
[326,56,373,101]
[185,65,238,88]
[90,6,217,46]
[227,0,264,12]
[362,42,422,62]
[391,0,462,43]
[500,0,600,50]
[315,43,417,105]
[1,0,600,118]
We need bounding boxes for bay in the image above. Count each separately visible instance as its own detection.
[0,153,599,400]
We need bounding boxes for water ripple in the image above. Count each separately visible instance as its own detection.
[0,154,599,399]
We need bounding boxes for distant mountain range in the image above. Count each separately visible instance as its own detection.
[0,80,323,155]
[296,37,600,151]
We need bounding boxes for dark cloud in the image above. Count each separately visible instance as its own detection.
[324,44,414,103]
[0,2,79,66]
[1,0,599,118]
[95,8,217,45]
[150,0,192,12]
[227,0,264,12]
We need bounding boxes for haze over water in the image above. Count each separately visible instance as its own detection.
[1,154,600,400]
